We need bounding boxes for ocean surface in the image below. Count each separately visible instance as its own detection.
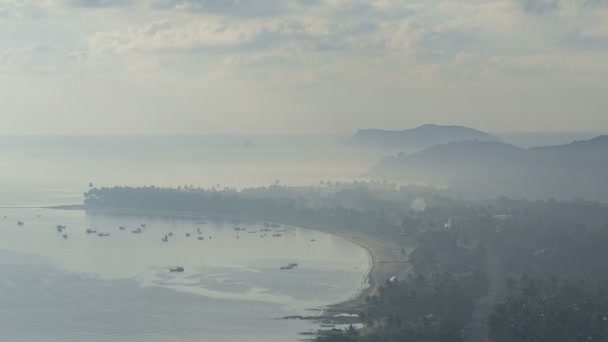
[0,135,389,341]
[1,132,589,341]
[0,208,370,341]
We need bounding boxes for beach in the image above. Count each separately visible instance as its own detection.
[324,231,411,314]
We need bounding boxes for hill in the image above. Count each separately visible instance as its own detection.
[370,136,608,201]
[353,124,501,148]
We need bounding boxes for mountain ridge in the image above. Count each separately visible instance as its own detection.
[371,135,608,201]
[353,124,501,148]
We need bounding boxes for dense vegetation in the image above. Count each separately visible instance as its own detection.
[84,182,451,241]
[84,183,608,341]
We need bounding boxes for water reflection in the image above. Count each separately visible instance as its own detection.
[0,208,369,341]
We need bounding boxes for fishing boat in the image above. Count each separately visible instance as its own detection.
[280,262,298,270]
[168,266,184,272]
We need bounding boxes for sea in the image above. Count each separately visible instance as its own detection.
[0,134,391,341]
[0,132,591,341]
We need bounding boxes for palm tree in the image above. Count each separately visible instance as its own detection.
[345,325,359,337]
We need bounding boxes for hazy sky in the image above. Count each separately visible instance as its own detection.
[1,0,607,134]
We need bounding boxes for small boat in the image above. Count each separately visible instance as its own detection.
[132,228,142,234]
[168,232,173,237]
[56,224,66,229]
[234,227,246,231]
[140,224,147,228]
[186,233,191,237]
[62,234,68,239]
[119,226,126,230]
[288,263,298,268]
[272,233,282,237]
[56,226,65,232]
[17,221,24,226]
[310,239,316,242]
[198,237,204,241]
[86,229,97,234]
[260,228,272,232]
[97,233,110,237]
[280,265,295,270]
[169,266,184,272]
[161,235,168,242]
[247,230,258,234]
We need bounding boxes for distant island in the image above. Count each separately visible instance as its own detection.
[353,124,500,148]
[370,135,608,201]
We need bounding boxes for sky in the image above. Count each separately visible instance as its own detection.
[1,0,607,135]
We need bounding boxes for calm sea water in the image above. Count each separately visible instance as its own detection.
[0,134,390,341]
[0,208,370,341]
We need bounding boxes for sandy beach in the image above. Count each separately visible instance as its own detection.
[324,231,411,314]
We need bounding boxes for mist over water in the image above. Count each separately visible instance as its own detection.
[0,134,389,340]
[0,208,369,341]
[0,134,402,207]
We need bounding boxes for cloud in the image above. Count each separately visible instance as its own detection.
[64,0,133,7]
[0,44,86,73]
[150,0,292,17]
[518,0,560,14]
[0,0,47,19]
[88,15,380,56]
[517,0,608,14]
[88,19,281,54]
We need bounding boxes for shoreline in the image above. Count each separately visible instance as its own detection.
[46,205,411,315]
[323,231,411,315]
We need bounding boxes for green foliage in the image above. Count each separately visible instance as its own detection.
[84,184,608,341]
[489,275,608,342]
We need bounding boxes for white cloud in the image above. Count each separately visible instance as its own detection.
[1,0,608,134]
[0,44,86,73]
[0,0,48,19]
